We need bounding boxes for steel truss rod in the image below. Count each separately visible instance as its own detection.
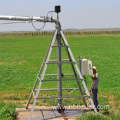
[52,45,69,47]
[38,78,82,82]
[34,88,86,92]
[49,59,70,62]
[44,62,76,64]
[34,88,80,91]
[40,74,79,76]
[35,96,90,100]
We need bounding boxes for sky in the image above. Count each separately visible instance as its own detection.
[0,0,120,32]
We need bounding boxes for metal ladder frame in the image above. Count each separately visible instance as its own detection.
[26,29,97,120]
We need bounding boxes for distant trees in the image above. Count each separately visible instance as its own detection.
[0,30,120,38]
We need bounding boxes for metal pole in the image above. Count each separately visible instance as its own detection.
[56,14,62,105]
[57,21,62,105]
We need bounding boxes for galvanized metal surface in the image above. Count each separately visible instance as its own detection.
[34,88,80,91]
[40,74,79,76]
[44,61,76,64]
[52,45,69,47]
[0,15,52,22]
[35,96,90,99]
[57,24,62,106]
[40,78,82,82]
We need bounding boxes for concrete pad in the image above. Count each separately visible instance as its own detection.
[16,105,92,120]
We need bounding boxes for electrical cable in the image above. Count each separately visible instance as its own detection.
[31,11,55,31]
[47,11,55,17]
[31,19,46,31]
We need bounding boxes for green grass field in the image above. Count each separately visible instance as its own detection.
[0,34,120,119]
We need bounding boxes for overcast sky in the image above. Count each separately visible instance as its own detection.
[0,0,120,32]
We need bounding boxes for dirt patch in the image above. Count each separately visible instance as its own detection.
[0,93,15,99]
[0,62,3,65]
[3,100,27,104]
[99,95,115,99]
[108,101,114,105]
[18,61,27,65]
[0,93,30,99]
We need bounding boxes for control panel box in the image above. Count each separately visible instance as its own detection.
[81,59,93,75]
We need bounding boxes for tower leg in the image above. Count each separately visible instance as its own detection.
[26,31,57,109]
[61,35,87,107]
[28,30,58,120]
[60,30,98,114]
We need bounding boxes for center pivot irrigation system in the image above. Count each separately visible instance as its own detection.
[0,6,97,120]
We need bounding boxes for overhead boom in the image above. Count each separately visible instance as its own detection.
[0,15,55,23]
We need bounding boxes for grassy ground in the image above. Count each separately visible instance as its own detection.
[0,35,120,119]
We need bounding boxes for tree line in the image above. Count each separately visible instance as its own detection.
[0,30,120,37]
